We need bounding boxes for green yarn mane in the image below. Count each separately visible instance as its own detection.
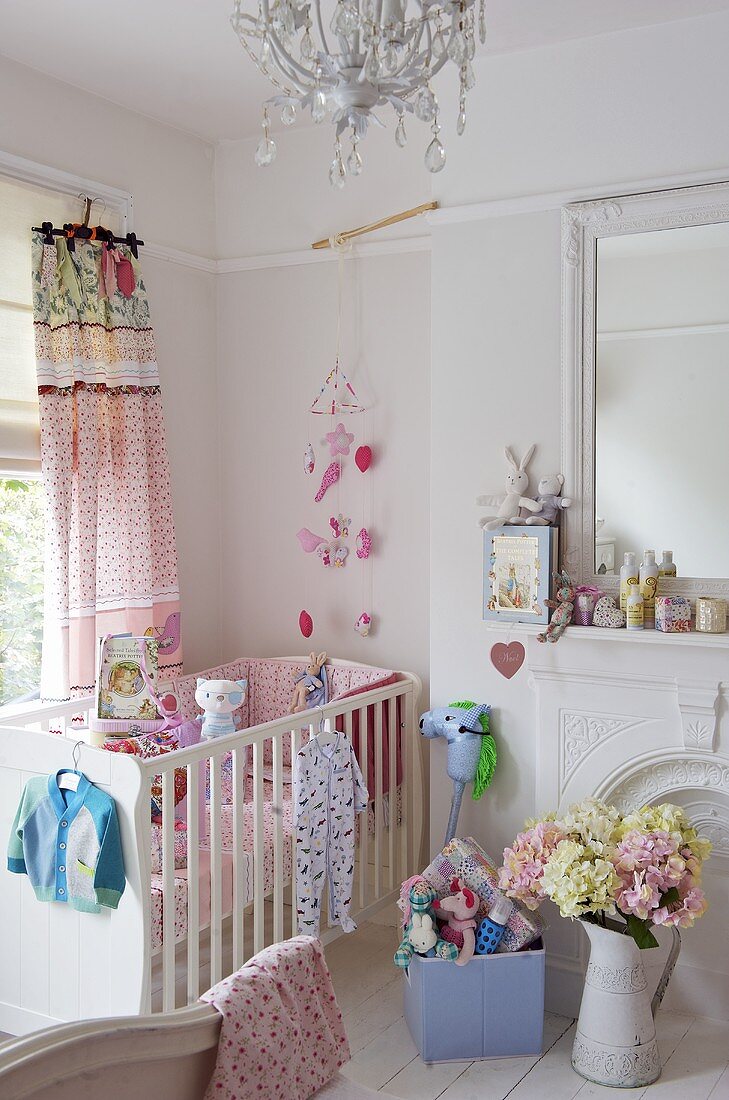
[449,699,497,801]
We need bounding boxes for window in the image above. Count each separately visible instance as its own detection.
[0,476,44,705]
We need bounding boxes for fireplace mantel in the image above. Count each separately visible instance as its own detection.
[486,620,729,649]
[522,630,729,1020]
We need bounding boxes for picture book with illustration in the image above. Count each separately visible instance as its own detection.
[96,633,161,721]
[483,526,557,625]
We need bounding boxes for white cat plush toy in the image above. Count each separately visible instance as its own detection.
[195,677,247,739]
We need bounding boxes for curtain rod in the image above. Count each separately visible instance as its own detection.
[311,200,438,250]
[31,221,145,258]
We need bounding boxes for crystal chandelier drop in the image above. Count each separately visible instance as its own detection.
[231,0,486,186]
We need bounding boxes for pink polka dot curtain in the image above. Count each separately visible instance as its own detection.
[32,233,183,700]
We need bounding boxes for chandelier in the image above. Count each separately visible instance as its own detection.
[230,0,486,187]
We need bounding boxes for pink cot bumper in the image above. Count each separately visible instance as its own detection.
[149,778,400,949]
[150,777,294,950]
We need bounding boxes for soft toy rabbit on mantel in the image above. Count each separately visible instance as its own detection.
[476,445,540,530]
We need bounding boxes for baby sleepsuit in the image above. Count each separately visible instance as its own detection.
[294,732,368,936]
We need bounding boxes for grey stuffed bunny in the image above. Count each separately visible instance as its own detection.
[511,473,572,525]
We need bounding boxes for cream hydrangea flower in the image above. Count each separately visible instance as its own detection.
[560,798,621,854]
[541,838,620,919]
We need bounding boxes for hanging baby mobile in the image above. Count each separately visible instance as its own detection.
[297,250,375,639]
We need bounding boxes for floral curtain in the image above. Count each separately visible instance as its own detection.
[32,233,183,700]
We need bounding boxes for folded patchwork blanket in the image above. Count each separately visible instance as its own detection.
[422,836,544,952]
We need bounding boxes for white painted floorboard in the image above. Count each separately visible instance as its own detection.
[323,922,729,1100]
[2,919,726,1100]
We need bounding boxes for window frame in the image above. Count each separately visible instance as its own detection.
[0,149,133,233]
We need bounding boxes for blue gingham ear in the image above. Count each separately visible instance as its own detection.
[458,703,491,733]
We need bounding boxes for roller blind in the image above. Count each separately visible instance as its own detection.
[0,177,119,475]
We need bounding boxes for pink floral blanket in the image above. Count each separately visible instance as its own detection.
[200,936,349,1099]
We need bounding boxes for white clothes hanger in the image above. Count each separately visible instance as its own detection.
[57,742,83,791]
[313,708,339,747]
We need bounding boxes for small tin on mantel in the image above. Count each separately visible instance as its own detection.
[696,596,727,633]
[654,595,691,633]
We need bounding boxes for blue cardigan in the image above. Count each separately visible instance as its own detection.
[7,771,125,913]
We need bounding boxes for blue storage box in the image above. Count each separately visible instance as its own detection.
[403,940,545,1063]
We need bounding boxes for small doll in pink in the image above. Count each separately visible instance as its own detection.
[433,877,480,966]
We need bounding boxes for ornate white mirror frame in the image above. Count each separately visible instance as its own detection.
[561,180,729,601]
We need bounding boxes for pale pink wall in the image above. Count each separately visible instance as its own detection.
[216,253,430,700]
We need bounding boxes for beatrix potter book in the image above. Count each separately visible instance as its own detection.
[96,633,161,721]
[483,526,557,625]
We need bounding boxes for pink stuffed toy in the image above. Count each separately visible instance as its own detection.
[433,877,480,966]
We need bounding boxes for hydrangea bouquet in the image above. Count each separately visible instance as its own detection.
[499,799,711,948]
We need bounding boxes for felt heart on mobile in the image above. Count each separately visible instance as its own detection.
[490,641,525,679]
[299,610,313,638]
[355,445,372,473]
[592,596,626,629]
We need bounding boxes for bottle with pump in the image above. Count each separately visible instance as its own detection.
[640,550,659,626]
[627,582,644,630]
[620,552,638,614]
[659,551,677,579]
[475,896,513,955]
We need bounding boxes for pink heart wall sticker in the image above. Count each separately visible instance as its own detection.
[490,641,525,679]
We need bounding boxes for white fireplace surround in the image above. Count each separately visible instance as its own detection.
[528,631,729,1021]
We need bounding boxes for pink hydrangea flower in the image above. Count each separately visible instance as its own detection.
[613,828,706,928]
[499,820,566,909]
[653,884,707,928]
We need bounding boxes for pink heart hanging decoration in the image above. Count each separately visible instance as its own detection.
[355,445,372,473]
[490,641,525,680]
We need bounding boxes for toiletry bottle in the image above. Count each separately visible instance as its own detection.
[619,552,638,614]
[659,551,677,579]
[475,896,513,955]
[627,582,644,630]
[640,550,659,626]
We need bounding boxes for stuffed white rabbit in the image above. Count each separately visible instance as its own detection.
[408,912,438,955]
[476,445,540,530]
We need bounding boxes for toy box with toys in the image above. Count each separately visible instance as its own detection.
[397,836,546,1063]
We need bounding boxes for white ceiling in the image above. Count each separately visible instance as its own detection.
[1,0,728,142]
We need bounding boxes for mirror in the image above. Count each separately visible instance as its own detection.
[562,181,729,597]
[595,222,729,578]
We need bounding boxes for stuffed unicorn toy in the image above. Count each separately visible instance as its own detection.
[419,701,496,847]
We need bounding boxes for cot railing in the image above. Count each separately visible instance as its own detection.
[0,696,95,734]
[0,675,423,1018]
[138,674,423,1013]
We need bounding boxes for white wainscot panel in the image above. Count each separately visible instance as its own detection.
[527,632,728,1021]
